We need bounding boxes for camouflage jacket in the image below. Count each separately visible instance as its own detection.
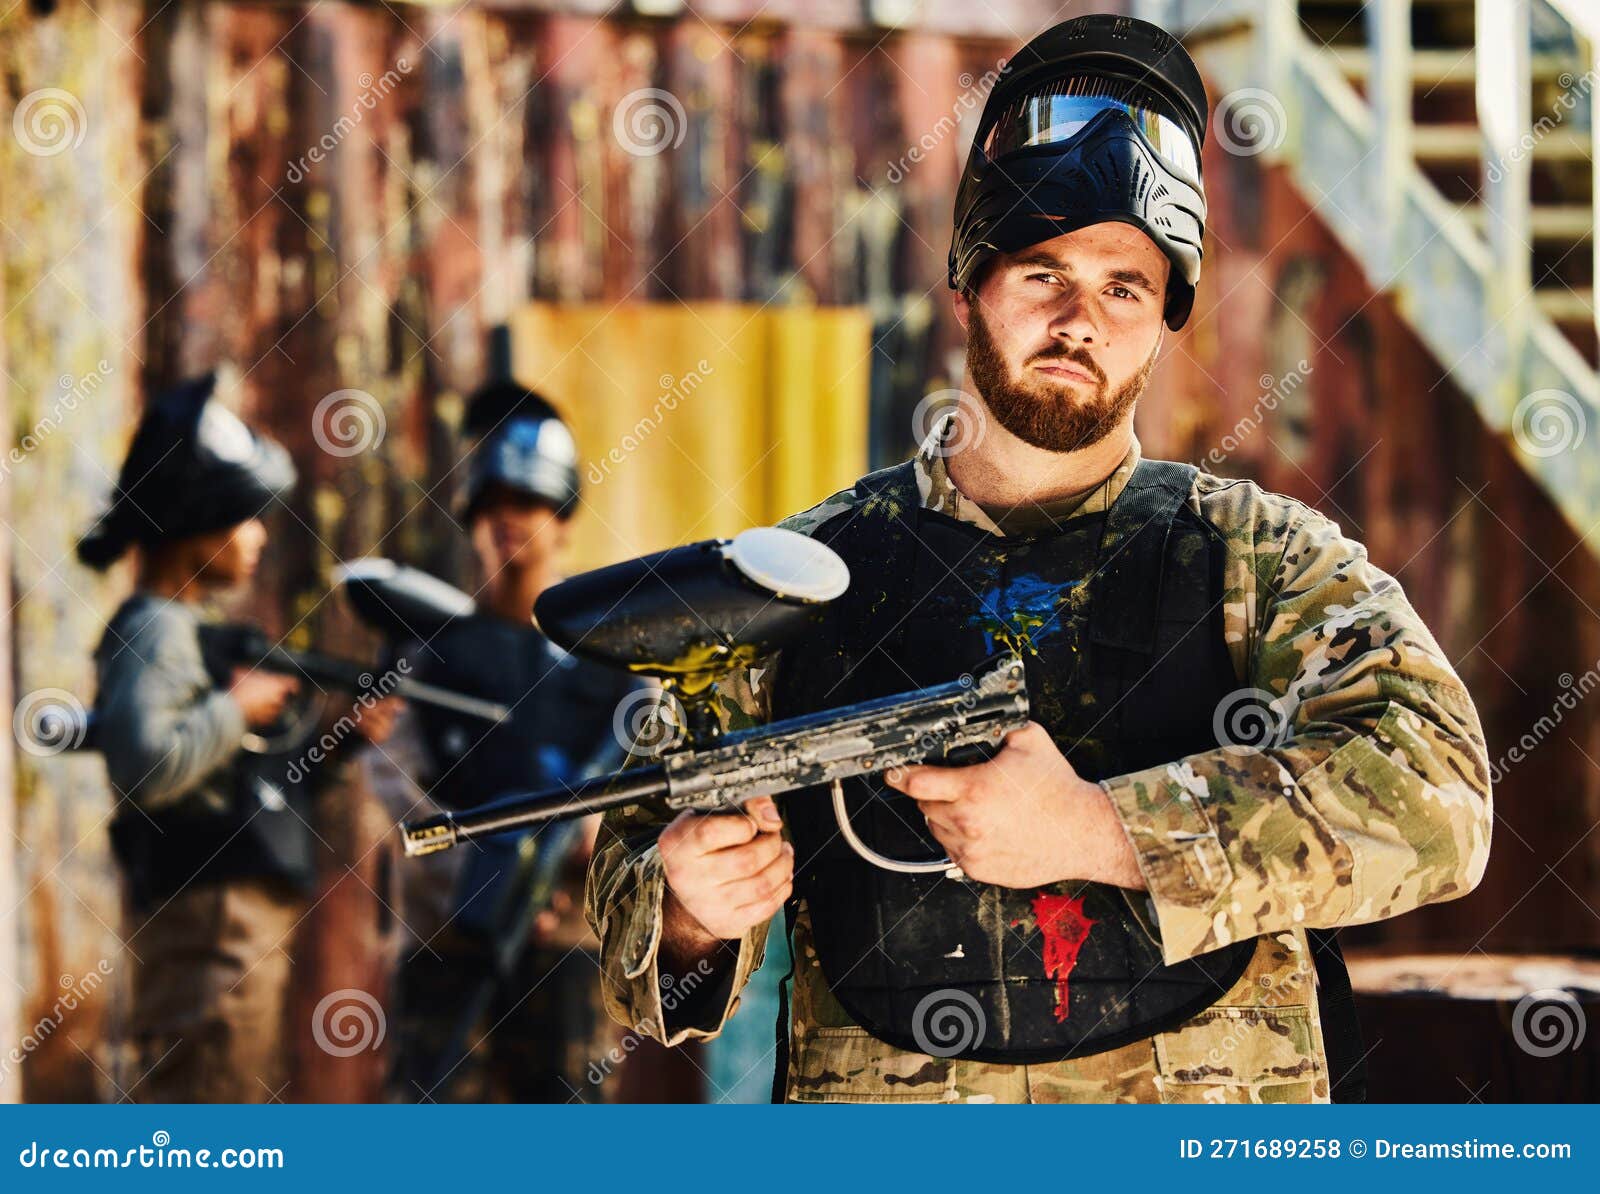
[585,414,1492,1103]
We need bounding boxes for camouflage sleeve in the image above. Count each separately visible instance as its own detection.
[583,665,779,1046]
[1099,476,1493,964]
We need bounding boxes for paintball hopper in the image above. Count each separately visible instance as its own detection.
[334,559,477,642]
[533,527,849,691]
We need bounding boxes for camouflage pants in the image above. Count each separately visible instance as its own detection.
[124,877,304,1103]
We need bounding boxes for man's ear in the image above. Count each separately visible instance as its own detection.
[953,287,971,333]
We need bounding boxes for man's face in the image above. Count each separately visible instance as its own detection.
[186,518,267,588]
[470,486,568,577]
[953,222,1170,453]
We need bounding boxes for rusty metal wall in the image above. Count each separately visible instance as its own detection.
[0,0,1093,1102]
[2,0,1594,1103]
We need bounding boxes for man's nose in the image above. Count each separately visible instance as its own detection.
[1046,284,1097,344]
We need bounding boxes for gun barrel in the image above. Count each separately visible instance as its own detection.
[387,675,509,723]
[400,763,670,856]
[254,643,509,723]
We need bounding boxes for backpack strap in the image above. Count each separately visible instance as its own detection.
[1306,927,1369,1103]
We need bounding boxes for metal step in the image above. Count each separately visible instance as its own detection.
[1413,122,1592,162]
[1537,287,1596,323]
[1327,47,1576,87]
[1456,203,1595,242]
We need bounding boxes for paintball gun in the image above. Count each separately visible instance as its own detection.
[399,527,1031,878]
[23,560,507,755]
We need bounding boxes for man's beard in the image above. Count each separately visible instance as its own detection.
[965,305,1159,453]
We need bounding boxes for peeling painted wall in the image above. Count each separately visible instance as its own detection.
[1,0,1595,1103]
[0,0,1076,1102]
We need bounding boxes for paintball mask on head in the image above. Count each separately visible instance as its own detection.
[459,384,581,523]
[949,14,1211,330]
[77,373,295,570]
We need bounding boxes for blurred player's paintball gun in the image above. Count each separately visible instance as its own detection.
[22,560,507,755]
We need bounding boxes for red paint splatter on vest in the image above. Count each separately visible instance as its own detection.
[1029,892,1096,1022]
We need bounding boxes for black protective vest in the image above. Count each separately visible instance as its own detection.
[774,457,1258,1063]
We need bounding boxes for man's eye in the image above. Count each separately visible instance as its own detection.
[1028,273,1061,286]
[1108,285,1138,301]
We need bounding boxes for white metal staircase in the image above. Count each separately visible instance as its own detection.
[1137,0,1600,542]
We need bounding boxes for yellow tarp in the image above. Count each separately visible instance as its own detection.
[509,302,871,572]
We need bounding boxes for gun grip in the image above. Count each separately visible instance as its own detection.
[937,737,1007,768]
